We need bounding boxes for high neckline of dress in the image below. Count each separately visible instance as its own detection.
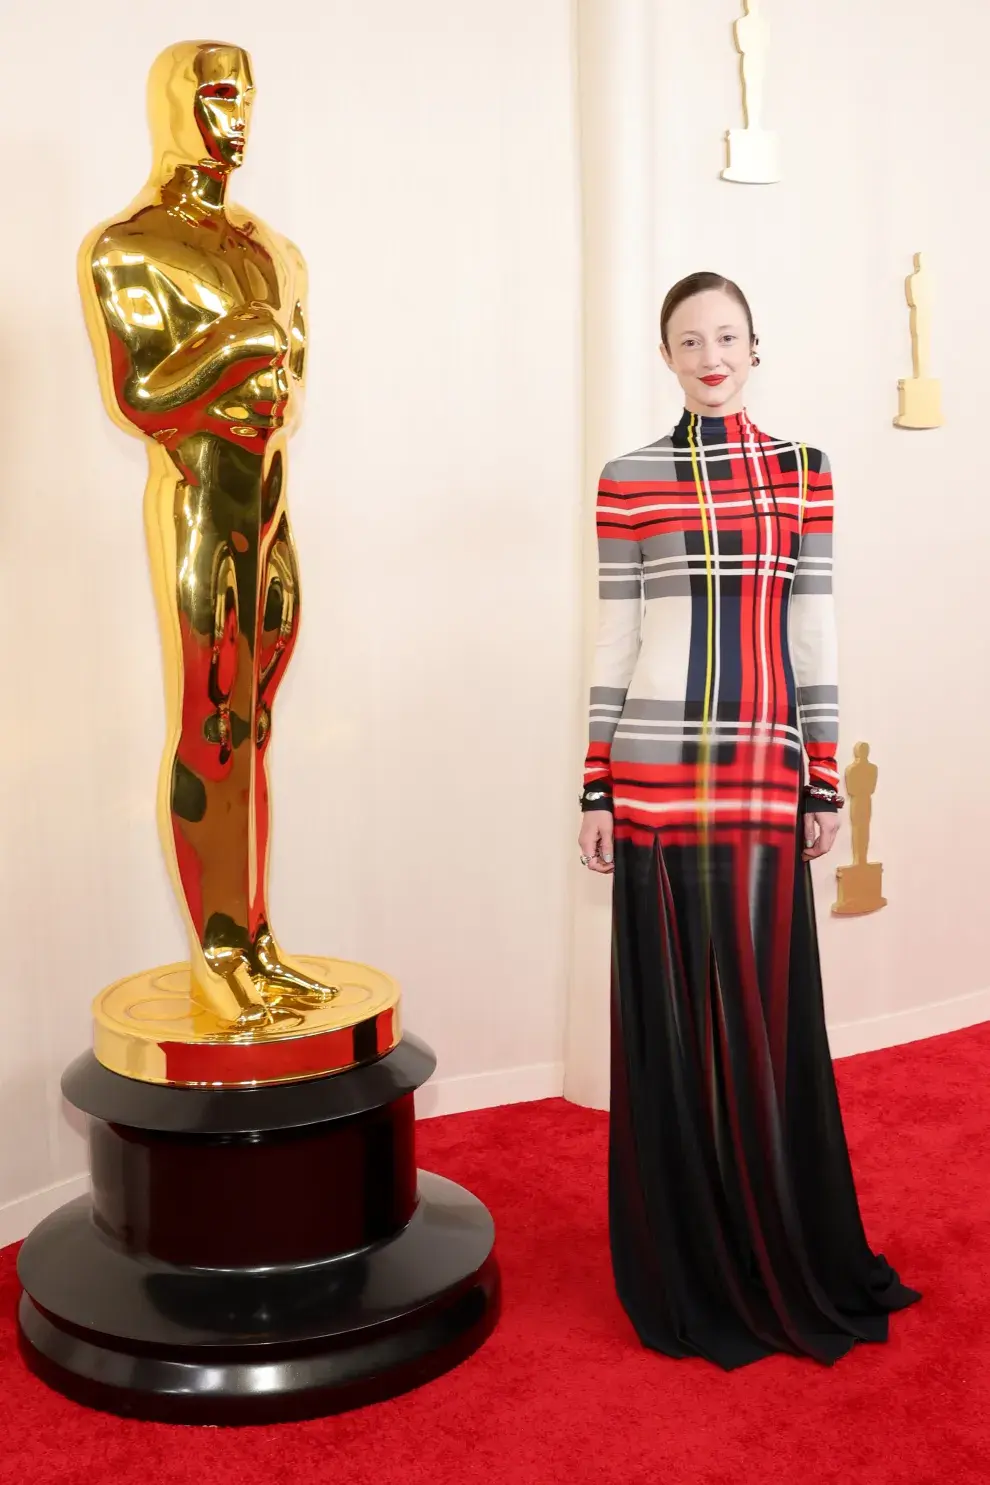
[673,407,753,443]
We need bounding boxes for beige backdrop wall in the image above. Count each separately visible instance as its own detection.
[0,0,582,1243]
[566,0,990,1107]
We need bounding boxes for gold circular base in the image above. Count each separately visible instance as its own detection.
[93,957,401,1087]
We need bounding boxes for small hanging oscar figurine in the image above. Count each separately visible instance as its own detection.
[721,0,780,184]
[832,742,888,916]
[894,252,943,429]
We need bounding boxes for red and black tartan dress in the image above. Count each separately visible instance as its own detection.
[583,409,919,1369]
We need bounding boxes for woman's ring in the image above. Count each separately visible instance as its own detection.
[580,854,590,866]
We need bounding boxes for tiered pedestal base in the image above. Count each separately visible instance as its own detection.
[17,1036,499,1424]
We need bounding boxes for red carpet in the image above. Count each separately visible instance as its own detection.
[3,1021,989,1485]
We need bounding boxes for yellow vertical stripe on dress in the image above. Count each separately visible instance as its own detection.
[686,418,717,1072]
[797,442,808,534]
[686,414,715,822]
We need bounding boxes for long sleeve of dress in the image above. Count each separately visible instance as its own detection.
[789,448,840,794]
[583,463,643,790]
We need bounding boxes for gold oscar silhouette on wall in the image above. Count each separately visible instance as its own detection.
[894,252,943,429]
[721,0,780,184]
[832,742,887,917]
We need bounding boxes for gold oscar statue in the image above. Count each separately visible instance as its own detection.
[17,43,497,1424]
[80,40,399,1084]
[832,742,888,916]
[721,0,781,184]
[894,252,943,429]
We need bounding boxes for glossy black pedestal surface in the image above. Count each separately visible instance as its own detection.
[17,1036,499,1424]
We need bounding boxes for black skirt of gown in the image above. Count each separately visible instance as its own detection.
[608,822,921,1370]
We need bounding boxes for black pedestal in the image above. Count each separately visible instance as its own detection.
[17,1035,499,1424]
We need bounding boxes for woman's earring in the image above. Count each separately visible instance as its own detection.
[751,335,760,368]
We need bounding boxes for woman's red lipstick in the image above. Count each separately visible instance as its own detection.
[700,374,727,386]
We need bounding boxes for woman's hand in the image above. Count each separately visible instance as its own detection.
[803,811,840,861]
[579,810,615,874]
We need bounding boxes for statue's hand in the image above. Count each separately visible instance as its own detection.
[132,305,289,415]
[192,304,289,371]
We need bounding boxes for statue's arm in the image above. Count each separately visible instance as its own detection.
[286,240,308,388]
[137,309,288,413]
[89,256,288,418]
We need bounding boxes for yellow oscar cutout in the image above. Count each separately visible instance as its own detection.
[80,41,399,1085]
[721,0,781,184]
[894,253,943,429]
[832,742,887,917]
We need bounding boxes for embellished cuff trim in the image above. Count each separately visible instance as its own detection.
[581,783,614,814]
[803,782,844,813]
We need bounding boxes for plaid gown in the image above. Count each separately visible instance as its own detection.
[584,409,919,1369]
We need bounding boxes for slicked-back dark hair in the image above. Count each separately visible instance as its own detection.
[660,272,755,350]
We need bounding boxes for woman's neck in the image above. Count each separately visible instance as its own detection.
[682,393,746,418]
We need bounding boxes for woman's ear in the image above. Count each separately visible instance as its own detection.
[659,341,673,371]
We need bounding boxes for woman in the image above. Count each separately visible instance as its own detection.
[578,272,920,1370]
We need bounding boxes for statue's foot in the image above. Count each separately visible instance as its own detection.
[226,1001,304,1034]
[254,930,341,1003]
[200,945,306,1030]
[269,992,340,1016]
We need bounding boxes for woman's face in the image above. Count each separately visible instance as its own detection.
[661,289,752,416]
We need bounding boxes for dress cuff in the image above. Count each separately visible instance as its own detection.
[581,781,614,813]
[803,782,842,813]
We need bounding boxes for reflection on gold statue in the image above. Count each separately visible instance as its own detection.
[80,42,399,1083]
[832,742,887,916]
[894,252,943,429]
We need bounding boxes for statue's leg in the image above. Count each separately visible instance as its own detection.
[249,510,339,1002]
[167,472,296,1028]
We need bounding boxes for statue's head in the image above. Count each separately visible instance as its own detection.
[147,41,255,179]
[854,741,870,760]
